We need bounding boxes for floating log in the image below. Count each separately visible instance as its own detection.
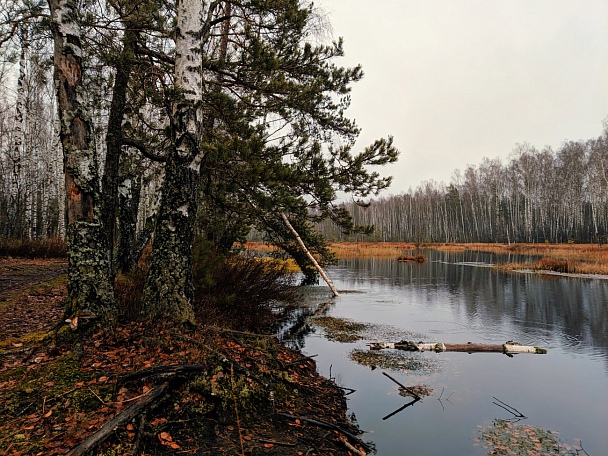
[368,340,547,354]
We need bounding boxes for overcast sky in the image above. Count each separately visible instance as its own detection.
[317,0,608,195]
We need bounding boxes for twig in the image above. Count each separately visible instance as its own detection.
[492,396,526,419]
[88,387,106,405]
[175,334,269,388]
[338,434,367,456]
[285,354,318,367]
[206,325,274,338]
[230,364,246,456]
[382,398,420,420]
[276,412,371,454]
[118,364,205,385]
[131,415,147,456]
[437,386,445,411]
[381,371,422,400]
[258,438,296,447]
[337,386,356,396]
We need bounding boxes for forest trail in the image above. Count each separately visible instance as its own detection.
[0,258,67,340]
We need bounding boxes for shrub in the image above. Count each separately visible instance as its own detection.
[397,254,426,263]
[0,237,67,258]
[193,247,298,332]
[535,257,569,273]
[114,266,147,320]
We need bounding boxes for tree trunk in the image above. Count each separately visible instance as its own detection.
[117,148,142,272]
[281,213,339,297]
[49,0,115,321]
[101,25,137,275]
[141,0,206,323]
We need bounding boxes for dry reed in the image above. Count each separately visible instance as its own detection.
[246,241,608,276]
[329,242,418,258]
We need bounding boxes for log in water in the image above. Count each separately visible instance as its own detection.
[368,341,547,354]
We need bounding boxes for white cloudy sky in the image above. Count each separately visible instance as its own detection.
[317,0,608,194]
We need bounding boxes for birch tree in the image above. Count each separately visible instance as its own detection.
[48,0,115,321]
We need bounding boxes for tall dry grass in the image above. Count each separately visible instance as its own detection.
[424,242,608,276]
[245,241,608,275]
[329,242,418,258]
[0,237,67,258]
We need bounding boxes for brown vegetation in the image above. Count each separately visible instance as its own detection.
[328,242,417,258]
[307,241,608,276]
[397,254,426,263]
[0,238,67,258]
[424,243,608,276]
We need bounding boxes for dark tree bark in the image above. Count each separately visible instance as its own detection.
[48,0,115,321]
[102,26,138,274]
[140,0,207,323]
[116,148,142,272]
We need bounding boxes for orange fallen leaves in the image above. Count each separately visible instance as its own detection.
[158,431,180,449]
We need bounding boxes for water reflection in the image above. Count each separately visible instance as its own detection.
[286,250,608,455]
[337,250,608,369]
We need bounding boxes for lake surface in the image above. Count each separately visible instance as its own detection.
[286,249,608,455]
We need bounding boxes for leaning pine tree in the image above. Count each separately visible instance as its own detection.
[140,0,399,322]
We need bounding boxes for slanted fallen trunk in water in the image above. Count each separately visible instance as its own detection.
[281,213,339,297]
[368,340,547,354]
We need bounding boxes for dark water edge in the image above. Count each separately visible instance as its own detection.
[284,251,608,455]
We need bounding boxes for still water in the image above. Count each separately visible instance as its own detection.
[288,250,608,455]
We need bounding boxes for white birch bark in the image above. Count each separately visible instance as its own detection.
[281,213,339,297]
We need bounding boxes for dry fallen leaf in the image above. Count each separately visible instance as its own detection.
[159,431,172,441]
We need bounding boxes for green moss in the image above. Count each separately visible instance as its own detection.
[349,349,439,373]
[478,420,582,455]
[313,316,369,342]
[0,352,96,416]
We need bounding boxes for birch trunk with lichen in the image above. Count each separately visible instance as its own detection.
[48,0,115,322]
[140,0,208,323]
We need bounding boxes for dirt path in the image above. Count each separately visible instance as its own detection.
[0,258,67,340]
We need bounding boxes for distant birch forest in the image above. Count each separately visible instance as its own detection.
[317,125,608,244]
[0,43,606,245]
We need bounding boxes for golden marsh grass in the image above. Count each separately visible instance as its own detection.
[245,241,608,276]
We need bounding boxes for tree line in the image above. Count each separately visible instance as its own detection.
[0,0,398,324]
[317,126,608,244]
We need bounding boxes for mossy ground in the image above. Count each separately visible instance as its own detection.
[312,316,369,342]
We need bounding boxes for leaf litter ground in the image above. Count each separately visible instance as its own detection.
[0,258,369,455]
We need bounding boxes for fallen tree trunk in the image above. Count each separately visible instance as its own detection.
[67,383,168,456]
[281,213,339,297]
[369,341,547,354]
